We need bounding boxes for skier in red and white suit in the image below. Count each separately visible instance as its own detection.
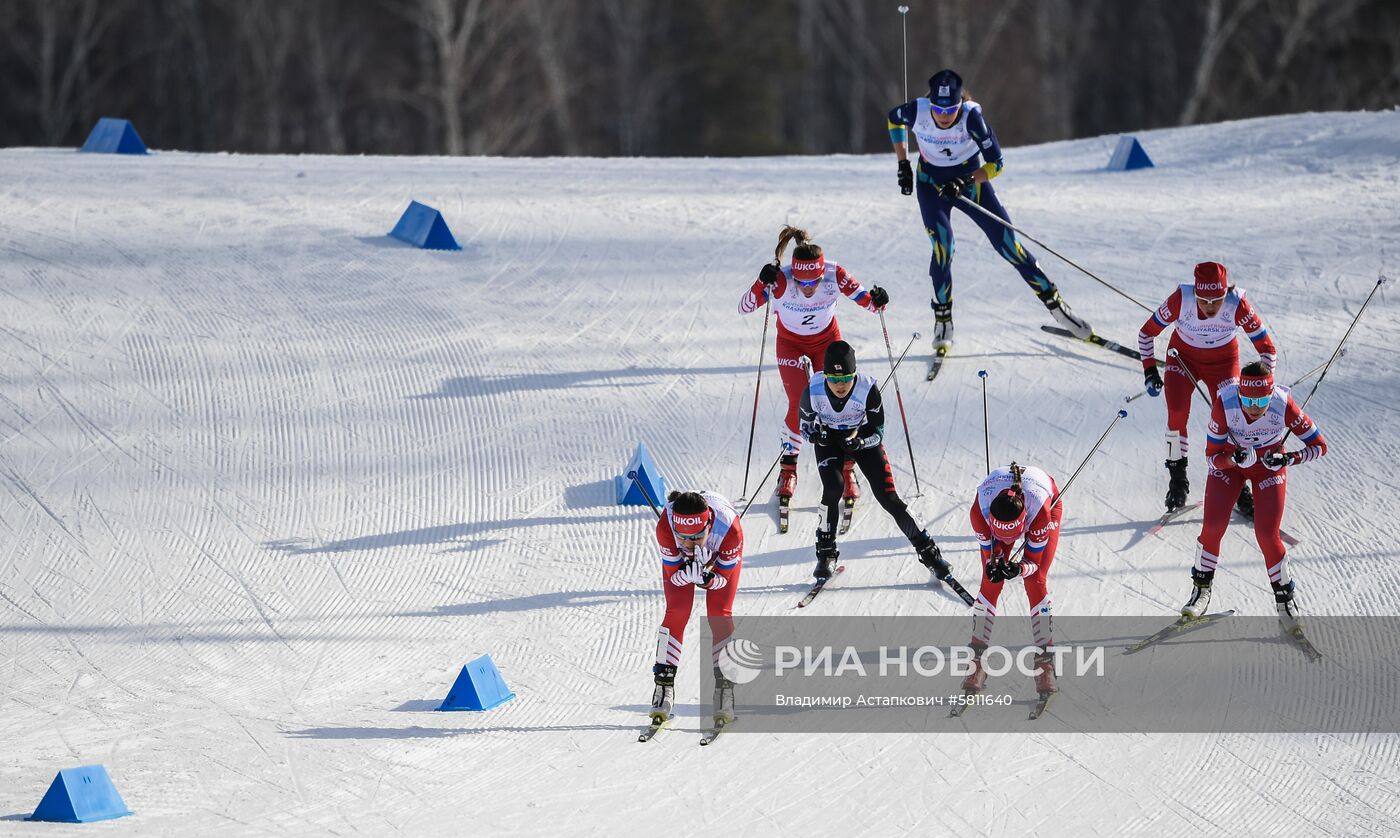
[1138,261,1277,514]
[962,463,1062,697]
[1181,363,1327,631]
[739,226,886,502]
[648,490,743,724]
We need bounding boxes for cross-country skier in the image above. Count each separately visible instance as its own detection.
[1181,363,1327,632]
[797,340,950,583]
[961,463,1061,699]
[887,68,1091,361]
[649,490,743,728]
[739,226,888,509]
[1138,261,1277,515]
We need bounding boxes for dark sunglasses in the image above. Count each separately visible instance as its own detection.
[827,372,856,384]
[930,102,960,116]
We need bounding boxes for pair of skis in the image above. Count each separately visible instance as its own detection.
[1124,609,1322,662]
[638,716,733,745]
[795,563,975,609]
[1147,499,1302,546]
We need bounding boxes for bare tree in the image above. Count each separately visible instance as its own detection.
[2,0,121,144]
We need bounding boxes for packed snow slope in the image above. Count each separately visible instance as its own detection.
[1,110,1398,837]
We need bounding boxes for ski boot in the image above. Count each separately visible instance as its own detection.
[932,303,954,353]
[1235,483,1255,519]
[1039,288,1092,340]
[1032,650,1058,696]
[777,454,798,499]
[1165,457,1190,512]
[712,666,736,726]
[915,532,951,582]
[1274,580,1303,634]
[650,663,676,725]
[1181,568,1214,619]
[841,460,860,501]
[961,641,988,692]
[813,528,840,580]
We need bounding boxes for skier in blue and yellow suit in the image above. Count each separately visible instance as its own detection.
[888,68,1092,357]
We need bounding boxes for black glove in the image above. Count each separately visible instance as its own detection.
[987,560,1023,583]
[897,160,913,195]
[937,175,972,201]
[808,424,832,446]
[759,263,780,285]
[869,286,889,308]
[1144,366,1163,397]
[838,432,864,454]
[1231,447,1258,467]
[1261,451,1289,470]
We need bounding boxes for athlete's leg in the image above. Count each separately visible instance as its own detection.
[958,181,1054,298]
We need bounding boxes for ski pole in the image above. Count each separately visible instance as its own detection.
[880,332,920,391]
[879,309,922,496]
[738,452,784,519]
[627,470,663,520]
[954,194,1153,314]
[897,5,910,103]
[1165,348,1217,407]
[1007,408,1129,563]
[1279,275,1385,447]
[739,296,772,501]
[978,369,990,474]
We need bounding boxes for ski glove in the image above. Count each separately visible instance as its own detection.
[1261,450,1291,470]
[1231,447,1258,468]
[1144,366,1163,397]
[670,560,705,587]
[869,285,889,308]
[937,175,973,201]
[837,432,866,454]
[759,263,780,285]
[897,160,913,195]
[987,559,1036,583]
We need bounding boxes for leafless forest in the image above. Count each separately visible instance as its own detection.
[2,0,1397,155]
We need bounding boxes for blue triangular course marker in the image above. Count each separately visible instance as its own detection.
[79,118,149,155]
[437,654,516,711]
[28,765,132,823]
[1107,135,1153,171]
[615,441,666,506]
[389,200,462,250]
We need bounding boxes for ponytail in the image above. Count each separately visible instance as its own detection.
[774,225,822,265]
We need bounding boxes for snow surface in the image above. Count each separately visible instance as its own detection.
[1,110,1398,836]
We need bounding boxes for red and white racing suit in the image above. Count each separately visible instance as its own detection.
[740,262,880,454]
[1139,284,1276,460]
[654,492,743,668]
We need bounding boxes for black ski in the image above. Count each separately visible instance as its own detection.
[1041,325,1156,365]
[1028,691,1056,721]
[699,717,733,746]
[1285,625,1323,662]
[1124,610,1237,655]
[927,346,950,381]
[796,565,846,608]
[638,717,670,742]
[838,496,855,534]
[936,573,976,607]
[777,494,791,533]
[1147,502,1203,537]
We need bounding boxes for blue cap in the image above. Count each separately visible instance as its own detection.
[928,69,962,107]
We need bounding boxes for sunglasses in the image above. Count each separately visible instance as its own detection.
[793,276,822,288]
[1198,294,1227,304]
[676,530,708,542]
[1240,394,1272,409]
[826,372,856,384]
[929,102,960,116]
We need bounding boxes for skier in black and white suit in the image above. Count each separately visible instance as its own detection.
[798,340,949,582]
